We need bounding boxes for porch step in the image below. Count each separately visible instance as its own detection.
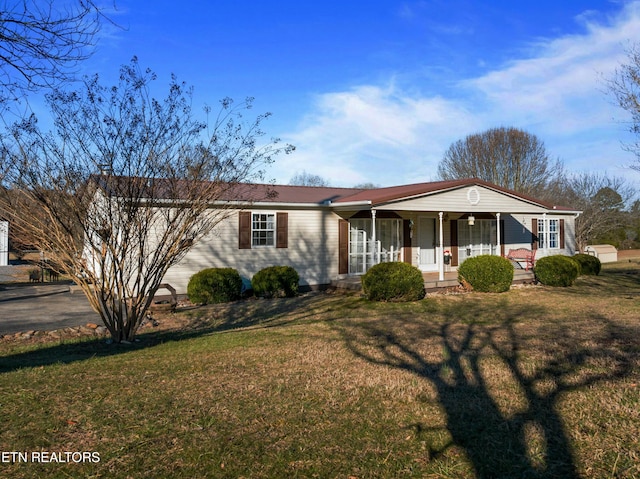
[331,268,536,293]
[424,278,460,292]
[513,268,536,284]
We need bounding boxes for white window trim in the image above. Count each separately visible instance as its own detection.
[251,211,276,248]
[538,218,560,250]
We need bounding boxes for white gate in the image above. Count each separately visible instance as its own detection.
[0,221,8,266]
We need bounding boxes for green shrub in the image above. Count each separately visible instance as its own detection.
[457,255,514,293]
[187,268,243,304]
[534,255,580,287]
[252,266,300,298]
[361,262,425,302]
[571,253,602,275]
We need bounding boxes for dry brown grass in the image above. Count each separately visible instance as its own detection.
[0,260,639,478]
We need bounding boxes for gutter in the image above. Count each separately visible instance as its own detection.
[326,200,373,209]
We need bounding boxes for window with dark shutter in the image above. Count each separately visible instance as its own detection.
[338,219,348,274]
[239,211,251,249]
[403,219,412,264]
[450,219,458,266]
[276,212,288,248]
[240,211,288,249]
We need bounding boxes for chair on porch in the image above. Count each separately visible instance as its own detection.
[505,248,536,271]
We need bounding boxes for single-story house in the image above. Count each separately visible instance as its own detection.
[162,178,580,293]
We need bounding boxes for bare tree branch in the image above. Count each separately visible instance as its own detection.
[607,42,640,168]
[437,127,564,196]
[547,172,635,252]
[288,170,330,187]
[0,0,116,100]
[0,58,294,342]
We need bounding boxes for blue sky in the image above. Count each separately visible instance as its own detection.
[62,1,640,186]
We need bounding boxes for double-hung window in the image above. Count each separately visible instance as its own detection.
[239,211,287,249]
[252,213,275,247]
[538,218,559,249]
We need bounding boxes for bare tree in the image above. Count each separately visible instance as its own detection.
[607,43,640,168]
[288,170,330,187]
[0,0,112,100]
[437,127,563,196]
[0,58,293,342]
[549,173,634,252]
[352,182,380,189]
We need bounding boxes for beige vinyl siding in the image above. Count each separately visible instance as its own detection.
[503,214,577,256]
[162,207,342,294]
[375,185,549,214]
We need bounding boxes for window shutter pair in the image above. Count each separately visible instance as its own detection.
[238,212,288,249]
[531,218,565,249]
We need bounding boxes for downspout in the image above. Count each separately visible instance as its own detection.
[439,212,444,281]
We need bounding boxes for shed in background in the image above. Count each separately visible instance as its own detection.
[584,244,618,263]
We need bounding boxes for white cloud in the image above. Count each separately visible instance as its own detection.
[275,86,477,186]
[277,1,640,187]
[466,2,640,131]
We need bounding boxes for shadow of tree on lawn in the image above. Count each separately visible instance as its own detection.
[334,299,637,478]
[0,291,352,374]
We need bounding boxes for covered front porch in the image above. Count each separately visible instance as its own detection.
[340,209,506,282]
[332,180,578,289]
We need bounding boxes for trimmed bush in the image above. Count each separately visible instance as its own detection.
[252,266,300,298]
[571,253,602,276]
[361,262,426,302]
[187,268,243,304]
[534,255,580,287]
[457,255,514,293]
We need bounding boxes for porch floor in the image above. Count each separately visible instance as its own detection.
[331,268,535,292]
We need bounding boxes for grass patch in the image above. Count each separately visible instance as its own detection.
[0,261,639,478]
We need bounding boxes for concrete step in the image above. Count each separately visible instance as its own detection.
[331,268,536,293]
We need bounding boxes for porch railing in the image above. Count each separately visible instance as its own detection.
[349,239,402,274]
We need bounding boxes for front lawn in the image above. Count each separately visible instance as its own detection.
[1,259,639,478]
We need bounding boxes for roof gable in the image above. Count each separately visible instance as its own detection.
[332,178,576,212]
[372,183,547,214]
[92,175,577,212]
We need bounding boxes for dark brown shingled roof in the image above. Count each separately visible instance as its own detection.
[91,175,365,205]
[333,179,470,205]
[332,178,576,211]
[227,183,366,204]
[92,175,576,211]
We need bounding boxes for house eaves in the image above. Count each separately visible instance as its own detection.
[331,178,580,213]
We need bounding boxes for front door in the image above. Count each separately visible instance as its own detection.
[418,217,437,271]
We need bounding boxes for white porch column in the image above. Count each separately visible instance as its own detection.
[542,212,547,254]
[496,213,501,256]
[371,209,377,266]
[438,212,444,281]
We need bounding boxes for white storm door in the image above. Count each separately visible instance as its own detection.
[418,217,437,271]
